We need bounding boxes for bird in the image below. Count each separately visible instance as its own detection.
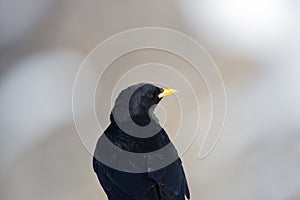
[93,83,190,200]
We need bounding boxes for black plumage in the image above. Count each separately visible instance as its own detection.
[93,83,190,200]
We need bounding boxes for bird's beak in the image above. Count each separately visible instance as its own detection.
[158,88,178,98]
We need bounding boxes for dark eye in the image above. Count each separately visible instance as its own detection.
[147,93,154,99]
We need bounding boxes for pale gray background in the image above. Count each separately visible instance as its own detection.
[0,0,300,200]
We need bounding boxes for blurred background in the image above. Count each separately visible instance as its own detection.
[0,0,300,199]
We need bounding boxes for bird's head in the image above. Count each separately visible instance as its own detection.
[110,83,177,126]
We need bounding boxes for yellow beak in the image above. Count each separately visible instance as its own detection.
[158,88,178,98]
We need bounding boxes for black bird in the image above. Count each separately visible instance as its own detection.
[93,83,190,200]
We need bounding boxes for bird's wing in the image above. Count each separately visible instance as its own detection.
[93,157,190,200]
[93,157,164,200]
[148,159,190,200]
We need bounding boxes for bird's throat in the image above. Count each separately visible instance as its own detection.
[130,111,151,127]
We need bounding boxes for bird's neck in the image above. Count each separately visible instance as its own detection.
[110,107,159,127]
[130,104,159,126]
[130,112,151,126]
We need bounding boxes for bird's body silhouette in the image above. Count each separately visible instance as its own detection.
[93,83,190,200]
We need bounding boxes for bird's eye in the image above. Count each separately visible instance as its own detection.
[147,93,154,99]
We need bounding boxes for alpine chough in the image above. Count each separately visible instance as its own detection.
[93,83,190,200]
